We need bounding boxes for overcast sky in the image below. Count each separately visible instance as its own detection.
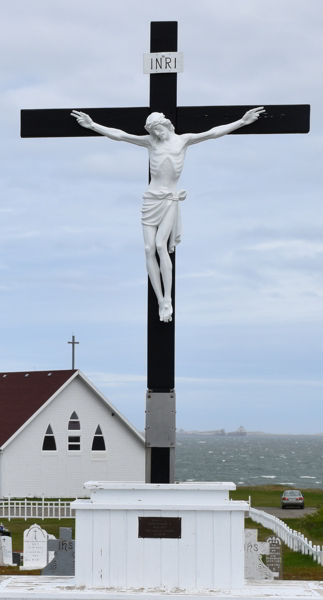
[1,0,323,434]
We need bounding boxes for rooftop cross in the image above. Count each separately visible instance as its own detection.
[68,335,79,370]
[21,21,310,484]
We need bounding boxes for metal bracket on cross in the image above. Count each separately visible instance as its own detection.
[145,392,176,483]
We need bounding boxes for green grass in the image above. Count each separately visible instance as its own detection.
[241,487,323,578]
[245,517,323,580]
[284,507,323,546]
[283,545,323,580]
[234,486,323,546]
[244,490,323,581]
[0,565,42,576]
[230,485,323,508]
[0,519,75,553]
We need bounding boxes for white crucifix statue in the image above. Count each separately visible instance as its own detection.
[21,20,309,483]
[71,107,264,323]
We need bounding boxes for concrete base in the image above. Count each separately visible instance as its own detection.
[0,576,323,600]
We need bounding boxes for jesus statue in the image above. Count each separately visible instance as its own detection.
[71,107,264,322]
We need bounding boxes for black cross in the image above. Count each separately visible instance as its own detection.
[21,22,310,484]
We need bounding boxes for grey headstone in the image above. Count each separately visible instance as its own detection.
[42,527,75,576]
[266,535,283,580]
[12,552,21,566]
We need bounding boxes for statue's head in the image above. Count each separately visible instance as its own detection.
[144,112,175,137]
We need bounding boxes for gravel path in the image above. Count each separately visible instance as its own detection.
[254,506,317,519]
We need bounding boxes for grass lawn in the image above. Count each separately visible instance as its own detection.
[284,508,323,546]
[0,566,41,575]
[0,519,75,553]
[283,546,323,580]
[0,518,75,576]
[245,502,323,581]
[231,485,323,507]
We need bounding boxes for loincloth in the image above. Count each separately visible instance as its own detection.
[141,189,187,253]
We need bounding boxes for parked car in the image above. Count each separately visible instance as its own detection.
[281,490,304,509]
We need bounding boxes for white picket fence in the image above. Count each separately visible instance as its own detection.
[249,506,323,565]
[0,497,75,520]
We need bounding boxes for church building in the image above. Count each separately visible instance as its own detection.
[0,370,145,498]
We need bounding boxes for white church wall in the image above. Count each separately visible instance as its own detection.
[2,375,145,498]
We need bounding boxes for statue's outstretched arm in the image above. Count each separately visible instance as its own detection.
[183,107,265,146]
[71,111,150,147]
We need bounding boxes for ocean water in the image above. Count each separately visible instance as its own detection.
[175,435,323,488]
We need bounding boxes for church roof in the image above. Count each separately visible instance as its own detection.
[0,370,76,447]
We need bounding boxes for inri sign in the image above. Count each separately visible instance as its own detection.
[143,52,184,74]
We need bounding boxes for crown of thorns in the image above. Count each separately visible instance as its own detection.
[144,112,174,133]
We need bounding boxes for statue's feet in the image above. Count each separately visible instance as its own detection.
[162,299,173,323]
[158,301,164,321]
[158,299,173,323]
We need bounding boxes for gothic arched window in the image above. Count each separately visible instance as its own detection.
[68,412,81,450]
[42,424,57,451]
[68,411,80,430]
[92,425,106,451]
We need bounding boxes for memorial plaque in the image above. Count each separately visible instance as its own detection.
[138,517,181,539]
[266,535,283,580]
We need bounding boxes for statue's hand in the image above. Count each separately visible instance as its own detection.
[71,110,93,129]
[241,106,265,125]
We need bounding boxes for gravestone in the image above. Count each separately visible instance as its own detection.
[12,552,21,566]
[47,533,56,564]
[0,527,13,566]
[42,528,75,576]
[266,535,283,580]
[244,529,274,580]
[0,536,13,566]
[21,523,47,570]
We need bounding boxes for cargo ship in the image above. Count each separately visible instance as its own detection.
[227,426,247,437]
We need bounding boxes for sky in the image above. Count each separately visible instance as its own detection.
[1,0,323,434]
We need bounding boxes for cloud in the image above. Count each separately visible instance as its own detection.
[248,240,323,257]
[89,371,323,388]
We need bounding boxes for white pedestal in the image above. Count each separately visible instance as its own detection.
[72,482,248,591]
